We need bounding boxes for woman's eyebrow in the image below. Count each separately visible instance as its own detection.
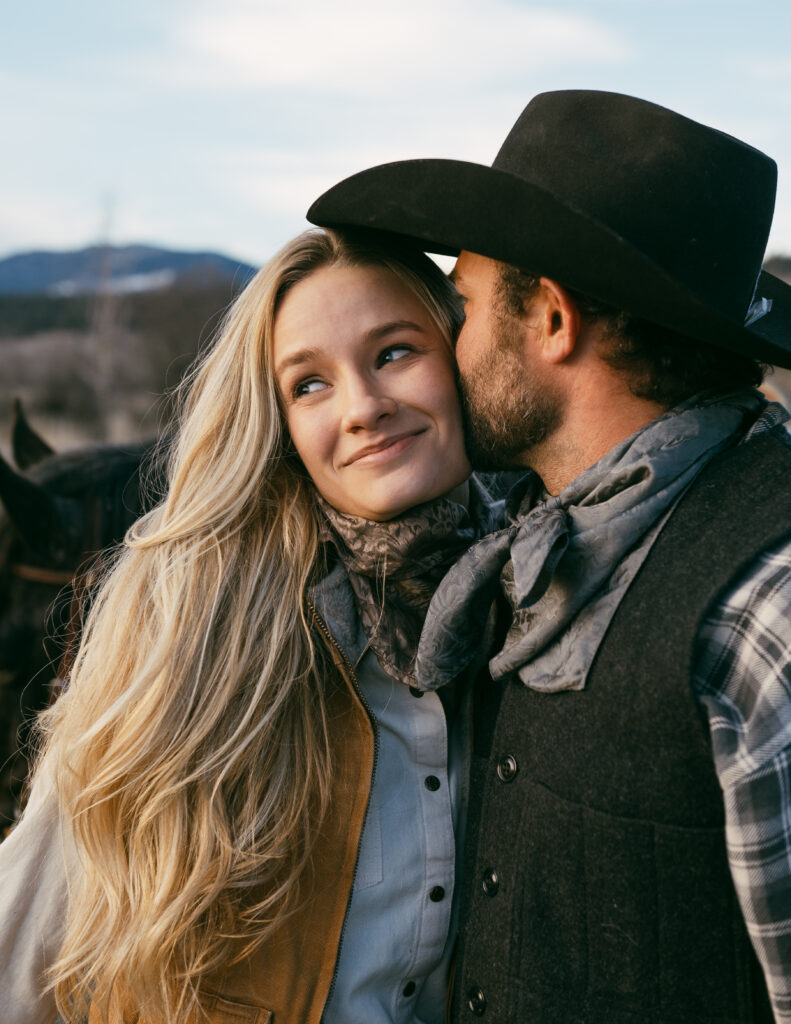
[275,347,322,378]
[364,320,425,343]
[276,321,425,378]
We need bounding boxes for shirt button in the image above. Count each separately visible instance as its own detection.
[467,986,487,1015]
[424,775,441,791]
[429,885,445,902]
[497,754,519,782]
[403,981,416,997]
[409,686,424,698]
[482,868,500,897]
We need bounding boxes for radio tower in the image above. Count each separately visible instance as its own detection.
[88,194,119,441]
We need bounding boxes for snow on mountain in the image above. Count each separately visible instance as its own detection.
[0,245,257,296]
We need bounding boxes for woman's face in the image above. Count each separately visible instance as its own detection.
[273,263,470,521]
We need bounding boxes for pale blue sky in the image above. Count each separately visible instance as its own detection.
[3,0,791,265]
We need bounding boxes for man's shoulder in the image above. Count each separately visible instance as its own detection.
[656,416,791,559]
[716,532,791,609]
[697,528,791,687]
[691,423,791,776]
[742,414,791,452]
[606,418,791,683]
[706,415,791,487]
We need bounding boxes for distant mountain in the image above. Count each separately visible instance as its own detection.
[0,244,257,296]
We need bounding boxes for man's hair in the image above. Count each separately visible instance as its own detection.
[498,264,766,409]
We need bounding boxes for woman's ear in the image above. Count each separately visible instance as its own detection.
[533,277,582,364]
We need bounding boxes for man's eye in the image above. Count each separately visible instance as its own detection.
[293,378,327,398]
[378,344,413,366]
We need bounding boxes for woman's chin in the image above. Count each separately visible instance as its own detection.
[331,473,471,522]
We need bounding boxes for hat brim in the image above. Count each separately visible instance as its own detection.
[308,158,791,369]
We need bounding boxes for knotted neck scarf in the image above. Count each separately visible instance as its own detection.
[317,482,490,686]
[415,390,781,694]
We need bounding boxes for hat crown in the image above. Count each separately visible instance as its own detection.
[493,91,777,320]
[307,88,791,367]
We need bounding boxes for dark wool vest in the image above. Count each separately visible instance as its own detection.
[453,426,791,1024]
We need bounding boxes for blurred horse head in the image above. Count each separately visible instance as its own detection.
[0,402,160,823]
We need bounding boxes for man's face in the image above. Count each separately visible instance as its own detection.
[452,251,562,471]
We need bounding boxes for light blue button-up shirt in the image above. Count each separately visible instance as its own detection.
[321,647,464,1024]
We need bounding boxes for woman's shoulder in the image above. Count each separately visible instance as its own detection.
[0,767,70,1024]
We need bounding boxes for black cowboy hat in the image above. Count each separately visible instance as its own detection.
[307,89,791,368]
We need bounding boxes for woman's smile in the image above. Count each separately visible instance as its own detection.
[343,429,426,467]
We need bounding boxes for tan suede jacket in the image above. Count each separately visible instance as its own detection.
[96,613,375,1024]
[0,609,375,1024]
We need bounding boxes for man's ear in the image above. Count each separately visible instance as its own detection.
[533,277,582,364]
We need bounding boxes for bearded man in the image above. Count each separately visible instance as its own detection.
[308,90,791,1023]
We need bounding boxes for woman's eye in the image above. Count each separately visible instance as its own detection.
[378,344,413,366]
[293,378,327,398]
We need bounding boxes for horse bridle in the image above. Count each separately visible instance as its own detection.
[9,564,76,585]
[6,493,109,679]
[7,492,106,587]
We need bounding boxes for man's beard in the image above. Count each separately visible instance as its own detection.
[458,313,562,471]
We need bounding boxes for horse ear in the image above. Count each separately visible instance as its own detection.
[0,452,85,564]
[11,398,54,470]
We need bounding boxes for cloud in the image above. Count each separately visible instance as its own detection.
[218,111,513,224]
[224,139,461,211]
[741,56,791,82]
[164,0,629,95]
[0,187,99,254]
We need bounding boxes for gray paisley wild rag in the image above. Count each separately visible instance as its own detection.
[316,481,493,686]
[415,390,781,694]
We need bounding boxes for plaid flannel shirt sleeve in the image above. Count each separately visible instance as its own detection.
[694,536,791,1023]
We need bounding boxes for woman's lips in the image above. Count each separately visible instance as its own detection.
[345,430,425,466]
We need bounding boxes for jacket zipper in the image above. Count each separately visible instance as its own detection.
[307,598,380,1016]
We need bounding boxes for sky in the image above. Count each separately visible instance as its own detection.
[3,0,791,267]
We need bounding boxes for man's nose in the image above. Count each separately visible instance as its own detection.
[340,377,397,432]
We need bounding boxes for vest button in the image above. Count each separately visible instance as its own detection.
[409,686,424,698]
[482,868,499,897]
[403,980,416,997]
[424,775,441,791]
[497,754,519,782]
[467,986,487,1015]
[429,885,445,902]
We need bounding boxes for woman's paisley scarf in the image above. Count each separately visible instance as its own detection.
[317,483,486,686]
[415,390,781,694]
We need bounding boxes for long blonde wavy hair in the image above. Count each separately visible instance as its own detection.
[33,228,462,1024]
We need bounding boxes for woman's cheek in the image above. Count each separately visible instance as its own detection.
[284,410,311,467]
[290,406,335,478]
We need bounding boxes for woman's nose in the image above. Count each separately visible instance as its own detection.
[340,378,397,432]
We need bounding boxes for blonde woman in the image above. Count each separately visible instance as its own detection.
[0,229,494,1024]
